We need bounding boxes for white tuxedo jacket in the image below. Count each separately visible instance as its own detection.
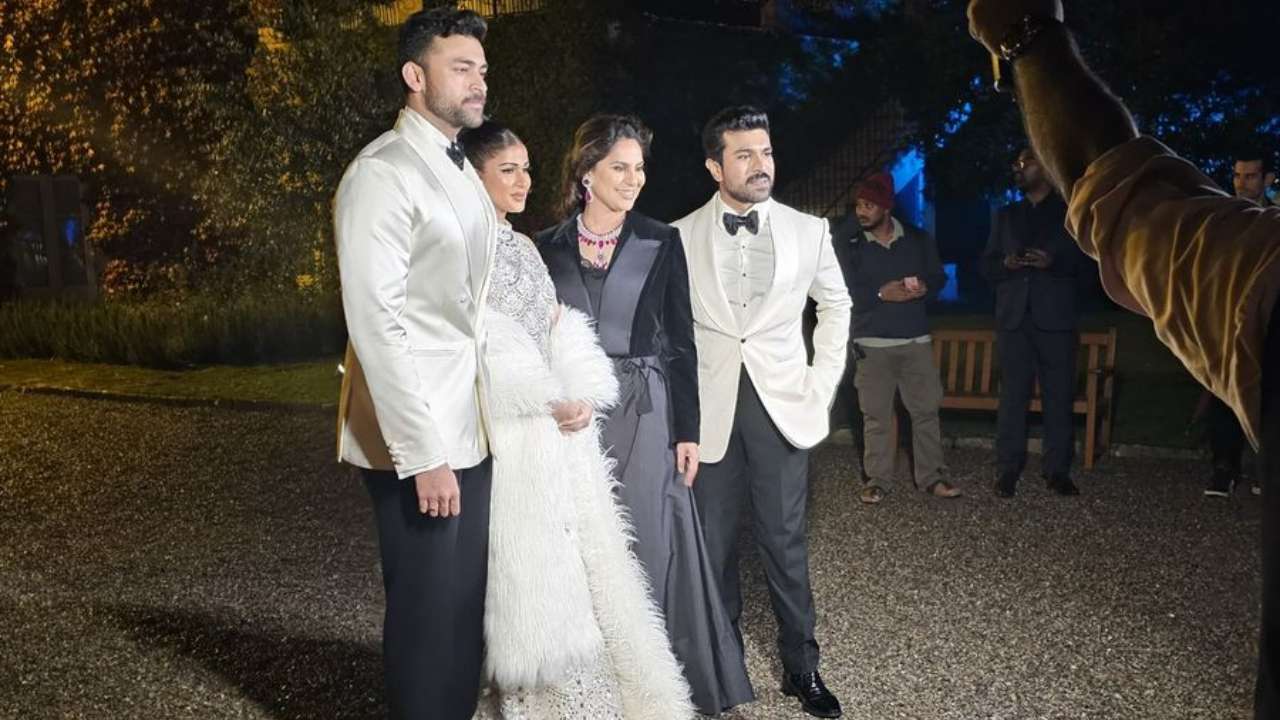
[673,196,850,463]
[334,108,497,478]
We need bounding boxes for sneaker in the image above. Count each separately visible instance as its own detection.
[1204,468,1236,498]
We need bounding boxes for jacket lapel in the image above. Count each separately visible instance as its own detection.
[395,109,493,301]
[597,215,662,356]
[465,165,497,306]
[687,197,740,334]
[543,219,593,315]
[743,201,797,337]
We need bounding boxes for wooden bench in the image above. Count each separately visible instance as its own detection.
[923,327,1118,469]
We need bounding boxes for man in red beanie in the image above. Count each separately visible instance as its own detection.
[832,172,962,505]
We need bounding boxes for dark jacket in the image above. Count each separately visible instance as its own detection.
[536,211,700,444]
[980,195,1091,332]
[831,214,946,341]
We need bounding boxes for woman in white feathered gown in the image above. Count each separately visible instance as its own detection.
[460,121,693,720]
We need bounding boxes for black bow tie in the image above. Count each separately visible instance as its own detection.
[445,141,466,170]
[723,210,759,236]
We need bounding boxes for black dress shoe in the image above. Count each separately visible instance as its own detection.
[995,472,1018,498]
[782,671,842,718]
[1047,472,1080,496]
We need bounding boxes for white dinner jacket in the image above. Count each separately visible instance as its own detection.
[673,194,850,463]
[334,108,497,478]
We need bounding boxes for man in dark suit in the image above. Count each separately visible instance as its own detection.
[982,147,1091,497]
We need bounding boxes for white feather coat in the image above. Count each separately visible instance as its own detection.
[481,305,694,720]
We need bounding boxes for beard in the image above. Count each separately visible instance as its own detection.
[424,85,485,130]
[856,212,887,231]
[725,172,772,206]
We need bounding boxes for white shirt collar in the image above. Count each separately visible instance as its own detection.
[863,217,904,247]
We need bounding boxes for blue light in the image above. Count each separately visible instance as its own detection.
[777,62,807,104]
[890,148,925,195]
[890,147,928,229]
[934,101,973,149]
[938,263,959,303]
[62,217,80,247]
[799,36,858,72]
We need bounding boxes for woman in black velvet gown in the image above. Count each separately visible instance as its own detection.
[536,114,754,716]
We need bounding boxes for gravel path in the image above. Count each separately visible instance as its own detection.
[0,392,1260,719]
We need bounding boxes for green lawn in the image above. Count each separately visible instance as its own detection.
[0,310,1206,448]
[0,358,341,407]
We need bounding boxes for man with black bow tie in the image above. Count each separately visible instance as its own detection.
[333,8,497,719]
[673,106,851,718]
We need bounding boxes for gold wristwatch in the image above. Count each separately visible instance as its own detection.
[998,14,1060,61]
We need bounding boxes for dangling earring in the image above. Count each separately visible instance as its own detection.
[582,176,593,205]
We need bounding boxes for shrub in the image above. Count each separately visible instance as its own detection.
[0,291,346,368]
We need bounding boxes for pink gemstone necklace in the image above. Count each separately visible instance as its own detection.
[577,214,622,270]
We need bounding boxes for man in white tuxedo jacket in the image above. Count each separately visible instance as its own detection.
[673,106,851,719]
[332,9,496,720]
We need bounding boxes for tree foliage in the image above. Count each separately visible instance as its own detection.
[196,0,400,293]
[3,0,1274,298]
[0,0,256,294]
[479,0,621,231]
[872,0,1280,196]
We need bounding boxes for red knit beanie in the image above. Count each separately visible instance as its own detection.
[855,172,896,211]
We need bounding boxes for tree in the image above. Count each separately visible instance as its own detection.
[195,0,400,293]
[886,0,1280,196]
[0,0,256,295]
[729,0,1278,198]
[478,0,622,230]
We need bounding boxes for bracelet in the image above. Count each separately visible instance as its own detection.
[998,14,1060,62]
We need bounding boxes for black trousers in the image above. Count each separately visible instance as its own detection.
[1256,307,1280,719]
[996,320,1077,477]
[363,460,492,720]
[695,371,820,676]
[1207,395,1247,473]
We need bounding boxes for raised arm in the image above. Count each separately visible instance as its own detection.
[967,0,1138,198]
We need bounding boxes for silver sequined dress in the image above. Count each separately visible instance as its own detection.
[486,224,558,358]
[473,223,625,720]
